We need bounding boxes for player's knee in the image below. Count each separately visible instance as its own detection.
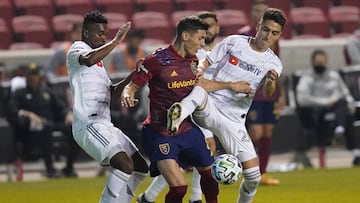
[110,152,134,174]
[192,86,208,107]
[242,166,261,190]
[132,152,149,173]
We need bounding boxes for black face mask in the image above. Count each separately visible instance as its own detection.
[313,65,326,74]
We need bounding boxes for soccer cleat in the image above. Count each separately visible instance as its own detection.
[353,156,360,166]
[189,200,202,203]
[260,173,280,186]
[137,193,154,203]
[167,102,182,135]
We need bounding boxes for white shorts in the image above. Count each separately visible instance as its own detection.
[191,115,213,138]
[73,122,138,166]
[193,96,257,162]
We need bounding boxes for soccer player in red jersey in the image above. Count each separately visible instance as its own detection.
[121,16,218,203]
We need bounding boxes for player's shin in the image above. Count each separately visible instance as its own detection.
[165,185,188,203]
[238,166,261,203]
[190,169,202,202]
[144,175,168,202]
[99,168,130,203]
[117,171,147,203]
[199,168,219,203]
[180,86,208,121]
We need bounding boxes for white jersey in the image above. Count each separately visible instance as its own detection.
[206,35,283,123]
[67,41,112,132]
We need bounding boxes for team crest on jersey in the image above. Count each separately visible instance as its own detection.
[159,143,170,155]
[190,61,197,75]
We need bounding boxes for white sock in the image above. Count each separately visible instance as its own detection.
[238,166,261,203]
[180,86,207,121]
[190,168,202,202]
[99,168,130,203]
[144,175,168,202]
[117,171,147,203]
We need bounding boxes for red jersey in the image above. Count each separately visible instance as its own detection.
[132,45,198,136]
[239,25,280,102]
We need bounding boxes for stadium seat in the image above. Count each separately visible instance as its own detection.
[9,42,44,50]
[290,7,330,38]
[134,0,173,17]
[215,9,248,36]
[103,13,129,39]
[54,0,94,15]
[291,34,324,40]
[215,0,251,15]
[52,14,83,41]
[12,15,53,47]
[132,11,173,43]
[171,10,198,28]
[329,6,359,35]
[0,0,15,28]
[14,0,55,20]
[94,0,134,19]
[174,0,213,11]
[0,18,12,49]
[293,0,329,15]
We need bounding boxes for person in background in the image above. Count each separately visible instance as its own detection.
[109,29,150,73]
[239,0,286,185]
[45,23,82,83]
[7,63,74,178]
[296,49,360,166]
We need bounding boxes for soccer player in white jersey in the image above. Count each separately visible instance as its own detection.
[137,11,220,203]
[167,8,286,203]
[66,10,148,203]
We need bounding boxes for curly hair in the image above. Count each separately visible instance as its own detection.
[82,10,108,31]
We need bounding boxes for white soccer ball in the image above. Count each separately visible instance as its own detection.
[211,154,242,185]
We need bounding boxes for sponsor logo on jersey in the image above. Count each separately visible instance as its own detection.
[170,70,178,77]
[159,143,170,155]
[167,79,195,89]
[96,61,103,67]
[228,55,239,66]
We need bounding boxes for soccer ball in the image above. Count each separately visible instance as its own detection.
[211,154,242,185]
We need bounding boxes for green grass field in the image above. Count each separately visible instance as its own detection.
[1,167,359,203]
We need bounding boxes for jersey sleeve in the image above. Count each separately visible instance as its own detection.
[131,56,154,87]
[67,42,88,68]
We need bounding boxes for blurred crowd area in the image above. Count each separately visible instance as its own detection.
[0,0,360,181]
[0,0,359,50]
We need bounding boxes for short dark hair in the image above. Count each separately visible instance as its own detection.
[311,49,327,61]
[197,11,218,23]
[82,10,107,31]
[262,8,287,30]
[176,16,209,36]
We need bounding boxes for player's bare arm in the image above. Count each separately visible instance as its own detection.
[263,69,278,97]
[196,77,252,93]
[79,22,131,67]
[111,71,134,99]
[121,82,139,107]
[196,58,210,78]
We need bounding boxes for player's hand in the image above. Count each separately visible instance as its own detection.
[230,81,252,94]
[121,85,139,107]
[265,69,278,83]
[196,66,205,78]
[113,22,131,44]
[64,112,73,126]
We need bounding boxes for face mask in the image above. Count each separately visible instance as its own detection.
[313,65,326,74]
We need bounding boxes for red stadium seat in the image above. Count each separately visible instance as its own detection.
[132,11,173,43]
[9,42,44,50]
[290,7,330,38]
[14,0,55,20]
[134,0,173,17]
[215,0,251,14]
[54,0,94,15]
[215,9,248,36]
[267,0,291,15]
[52,14,83,41]
[174,0,213,11]
[0,0,15,28]
[291,34,324,40]
[329,6,359,34]
[293,0,329,15]
[103,13,129,39]
[171,10,199,28]
[0,18,12,49]
[94,0,134,19]
[12,15,52,47]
